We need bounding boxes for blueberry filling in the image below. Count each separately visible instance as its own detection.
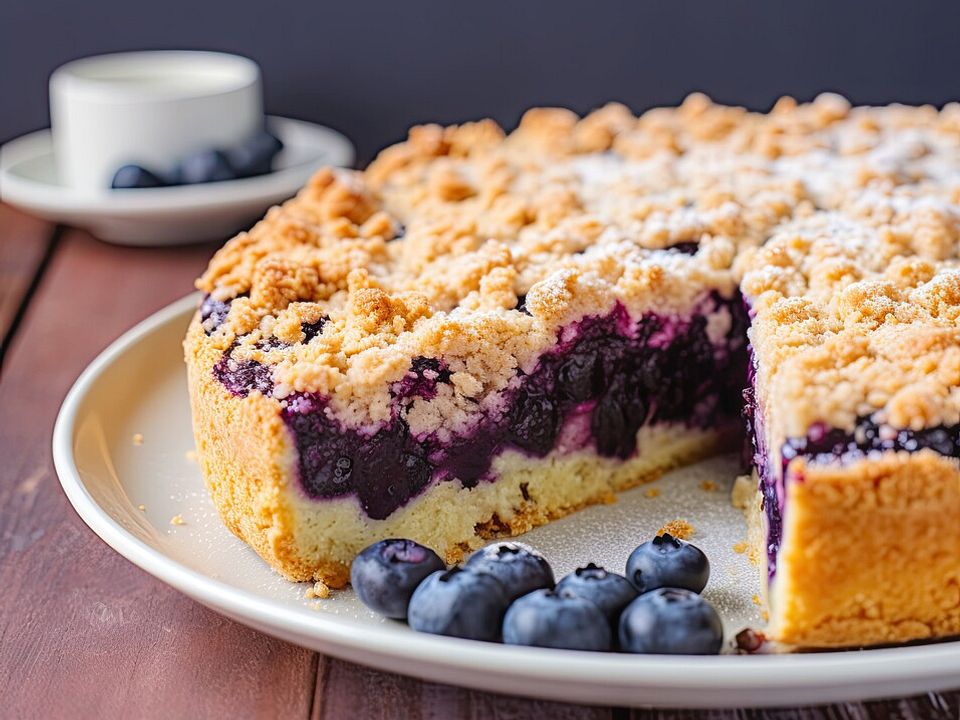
[213,349,274,397]
[301,316,330,343]
[212,296,747,519]
[200,294,233,335]
[208,309,330,392]
[783,420,960,464]
[393,357,452,401]
[256,337,290,351]
[237,297,745,518]
[664,241,699,255]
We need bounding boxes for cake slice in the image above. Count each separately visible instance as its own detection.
[739,211,960,647]
[185,211,749,586]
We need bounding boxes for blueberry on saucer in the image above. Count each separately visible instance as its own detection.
[111,164,166,189]
[227,129,284,178]
[178,149,235,184]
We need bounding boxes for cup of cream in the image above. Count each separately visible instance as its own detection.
[49,51,263,191]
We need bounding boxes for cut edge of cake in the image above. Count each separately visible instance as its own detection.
[738,448,960,648]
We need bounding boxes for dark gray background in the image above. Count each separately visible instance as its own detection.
[3,1,959,165]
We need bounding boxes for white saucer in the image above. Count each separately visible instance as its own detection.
[0,116,354,245]
[52,294,960,708]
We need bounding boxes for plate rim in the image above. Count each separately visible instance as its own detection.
[52,293,960,707]
[0,116,355,216]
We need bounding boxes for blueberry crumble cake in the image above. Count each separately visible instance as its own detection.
[185,94,960,648]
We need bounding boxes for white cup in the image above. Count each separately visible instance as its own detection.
[50,51,263,191]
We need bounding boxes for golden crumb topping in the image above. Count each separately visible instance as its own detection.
[657,519,695,540]
[194,94,960,434]
[740,211,960,440]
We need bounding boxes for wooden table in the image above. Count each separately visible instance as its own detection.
[1,202,957,719]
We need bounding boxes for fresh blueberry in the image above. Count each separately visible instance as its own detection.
[226,129,284,178]
[555,563,638,626]
[350,539,445,619]
[465,542,555,600]
[407,567,510,641]
[618,587,723,655]
[626,533,710,594]
[503,588,612,651]
[177,149,236,184]
[111,164,166,189]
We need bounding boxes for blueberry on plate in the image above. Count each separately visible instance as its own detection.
[177,149,236,184]
[626,533,710,594]
[555,563,638,625]
[226,129,284,178]
[407,567,510,641]
[350,538,445,619]
[111,164,166,189]
[503,588,612,651]
[618,587,723,655]
[465,542,555,600]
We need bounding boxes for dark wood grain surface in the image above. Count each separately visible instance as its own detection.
[0,205,57,362]
[0,206,957,719]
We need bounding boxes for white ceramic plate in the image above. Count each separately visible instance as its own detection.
[53,294,960,708]
[0,116,354,245]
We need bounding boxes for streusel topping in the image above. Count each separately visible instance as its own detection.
[196,94,960,432]
[741,212,960,439]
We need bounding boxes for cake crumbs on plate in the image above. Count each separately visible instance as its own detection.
[169,514,186,526]
[657,519,694,539]
[137,504,146,512]
[304,581,331,600]
[735,628,770,654]
[185,449,198,462]
[643,487,661,499]
[752,594,763,607]
[132,433,144,446]
[733,541,749,554]
[700,480,718,492]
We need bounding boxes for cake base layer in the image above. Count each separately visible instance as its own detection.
[743,451,960,648]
